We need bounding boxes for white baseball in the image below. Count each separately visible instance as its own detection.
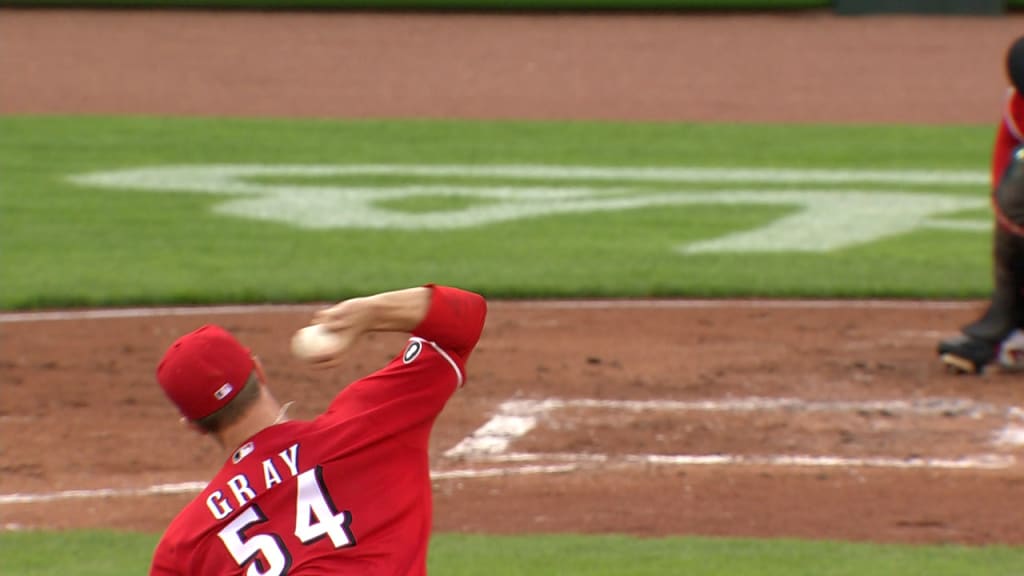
[291,324,343,361]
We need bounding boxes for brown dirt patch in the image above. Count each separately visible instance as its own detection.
[3,9,1024,546]
[5,301,1024,545]
[2,9,1024,123]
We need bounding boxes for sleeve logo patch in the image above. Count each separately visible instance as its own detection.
[403,340,423,364]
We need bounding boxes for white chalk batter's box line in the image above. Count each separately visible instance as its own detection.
[443,396,1024,471]
[3,395,1022,510]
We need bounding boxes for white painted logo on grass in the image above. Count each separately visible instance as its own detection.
[69,164,989,253]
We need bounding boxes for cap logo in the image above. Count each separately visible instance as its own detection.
[214,383,234,400]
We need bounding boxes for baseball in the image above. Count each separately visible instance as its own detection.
[291,324,343,361]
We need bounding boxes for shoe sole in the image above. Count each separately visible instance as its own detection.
[940,353,981,375]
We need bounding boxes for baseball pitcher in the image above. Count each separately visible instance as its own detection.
[149,284,487,575]
[938,35,1024,374]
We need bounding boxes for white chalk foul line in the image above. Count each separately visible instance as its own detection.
[0,481,208,505]
[494,396,1003,416]
[0,465,577,506]
[0,304,321,324]
[468,451,1015,470]
[0,299,981,324]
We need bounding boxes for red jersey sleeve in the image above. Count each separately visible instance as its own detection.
[321,285,486,430]
[410,284,487,368]
[992,88,1024,190]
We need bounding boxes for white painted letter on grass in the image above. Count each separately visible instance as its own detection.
[69,164,988,253]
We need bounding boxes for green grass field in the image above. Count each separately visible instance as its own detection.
[3,531,1024,576]
[1,115,1014,574]
[0,116,997,309]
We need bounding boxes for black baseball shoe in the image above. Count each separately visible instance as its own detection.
[937,334,999,375]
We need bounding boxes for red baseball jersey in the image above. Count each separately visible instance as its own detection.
[991,88,1024,190]
[150,286,486,575]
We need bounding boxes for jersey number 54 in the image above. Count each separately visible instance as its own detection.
[217,466,356,576]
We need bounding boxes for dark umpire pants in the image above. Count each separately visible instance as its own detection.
[964,149,1024,343]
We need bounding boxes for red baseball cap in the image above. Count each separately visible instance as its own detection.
[156,324,255,421]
